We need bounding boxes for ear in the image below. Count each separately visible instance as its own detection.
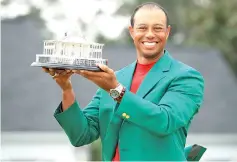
[166,25,171,40]
[128,26,134,40]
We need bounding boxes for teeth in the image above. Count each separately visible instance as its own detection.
[143,42,156,46]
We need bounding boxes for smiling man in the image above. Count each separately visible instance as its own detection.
[43,2,205,161]
[129,3,170,65]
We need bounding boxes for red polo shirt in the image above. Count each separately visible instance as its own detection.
[112,61,156,161]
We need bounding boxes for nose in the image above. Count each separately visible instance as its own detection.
[145,29,155,39]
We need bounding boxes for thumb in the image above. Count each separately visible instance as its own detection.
[97,64,112,73]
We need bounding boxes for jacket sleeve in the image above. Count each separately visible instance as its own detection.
[114,69,204,136]
[54,89,101,147]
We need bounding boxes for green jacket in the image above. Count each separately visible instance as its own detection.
[54,50,205,161]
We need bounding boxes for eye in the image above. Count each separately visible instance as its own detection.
[138,26,146,30]
[154,27,164,32]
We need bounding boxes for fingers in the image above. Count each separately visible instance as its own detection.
[72,64,113,77]
[48,68,56,76]
[97,64,113,74]
[73,70,103,78]
[66,69,72,74]
[52,71,73,79]
[42,67,73,79]
[42,67,49,73]
[66,71,74,76]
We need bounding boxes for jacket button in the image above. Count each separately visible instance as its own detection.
[125,115,130,119]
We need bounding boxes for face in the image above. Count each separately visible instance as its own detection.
[129,7,171,60]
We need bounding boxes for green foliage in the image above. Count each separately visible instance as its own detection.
[183,0,237,75]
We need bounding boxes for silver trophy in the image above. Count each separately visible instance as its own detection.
[31,32,108,71]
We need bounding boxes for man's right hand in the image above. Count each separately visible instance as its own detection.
[42,67,74,91]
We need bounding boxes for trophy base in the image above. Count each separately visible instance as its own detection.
[31,62,102,71]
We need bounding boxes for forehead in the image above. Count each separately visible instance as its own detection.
[133,8,167,26]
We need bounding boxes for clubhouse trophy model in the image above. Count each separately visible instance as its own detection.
[31,33,108,71]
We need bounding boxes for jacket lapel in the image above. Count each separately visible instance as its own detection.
[136,50,172,98]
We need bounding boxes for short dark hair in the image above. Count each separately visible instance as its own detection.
[130,2,169,27]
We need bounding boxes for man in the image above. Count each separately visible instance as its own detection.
[43,2,205,161]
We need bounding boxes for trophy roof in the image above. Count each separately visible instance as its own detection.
[44,33,104,46]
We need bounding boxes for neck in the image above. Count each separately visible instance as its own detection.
[137,50,164,64]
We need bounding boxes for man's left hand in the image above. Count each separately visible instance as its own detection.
[72,64,119,93]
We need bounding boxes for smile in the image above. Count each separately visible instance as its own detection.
[142,41,158,48]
